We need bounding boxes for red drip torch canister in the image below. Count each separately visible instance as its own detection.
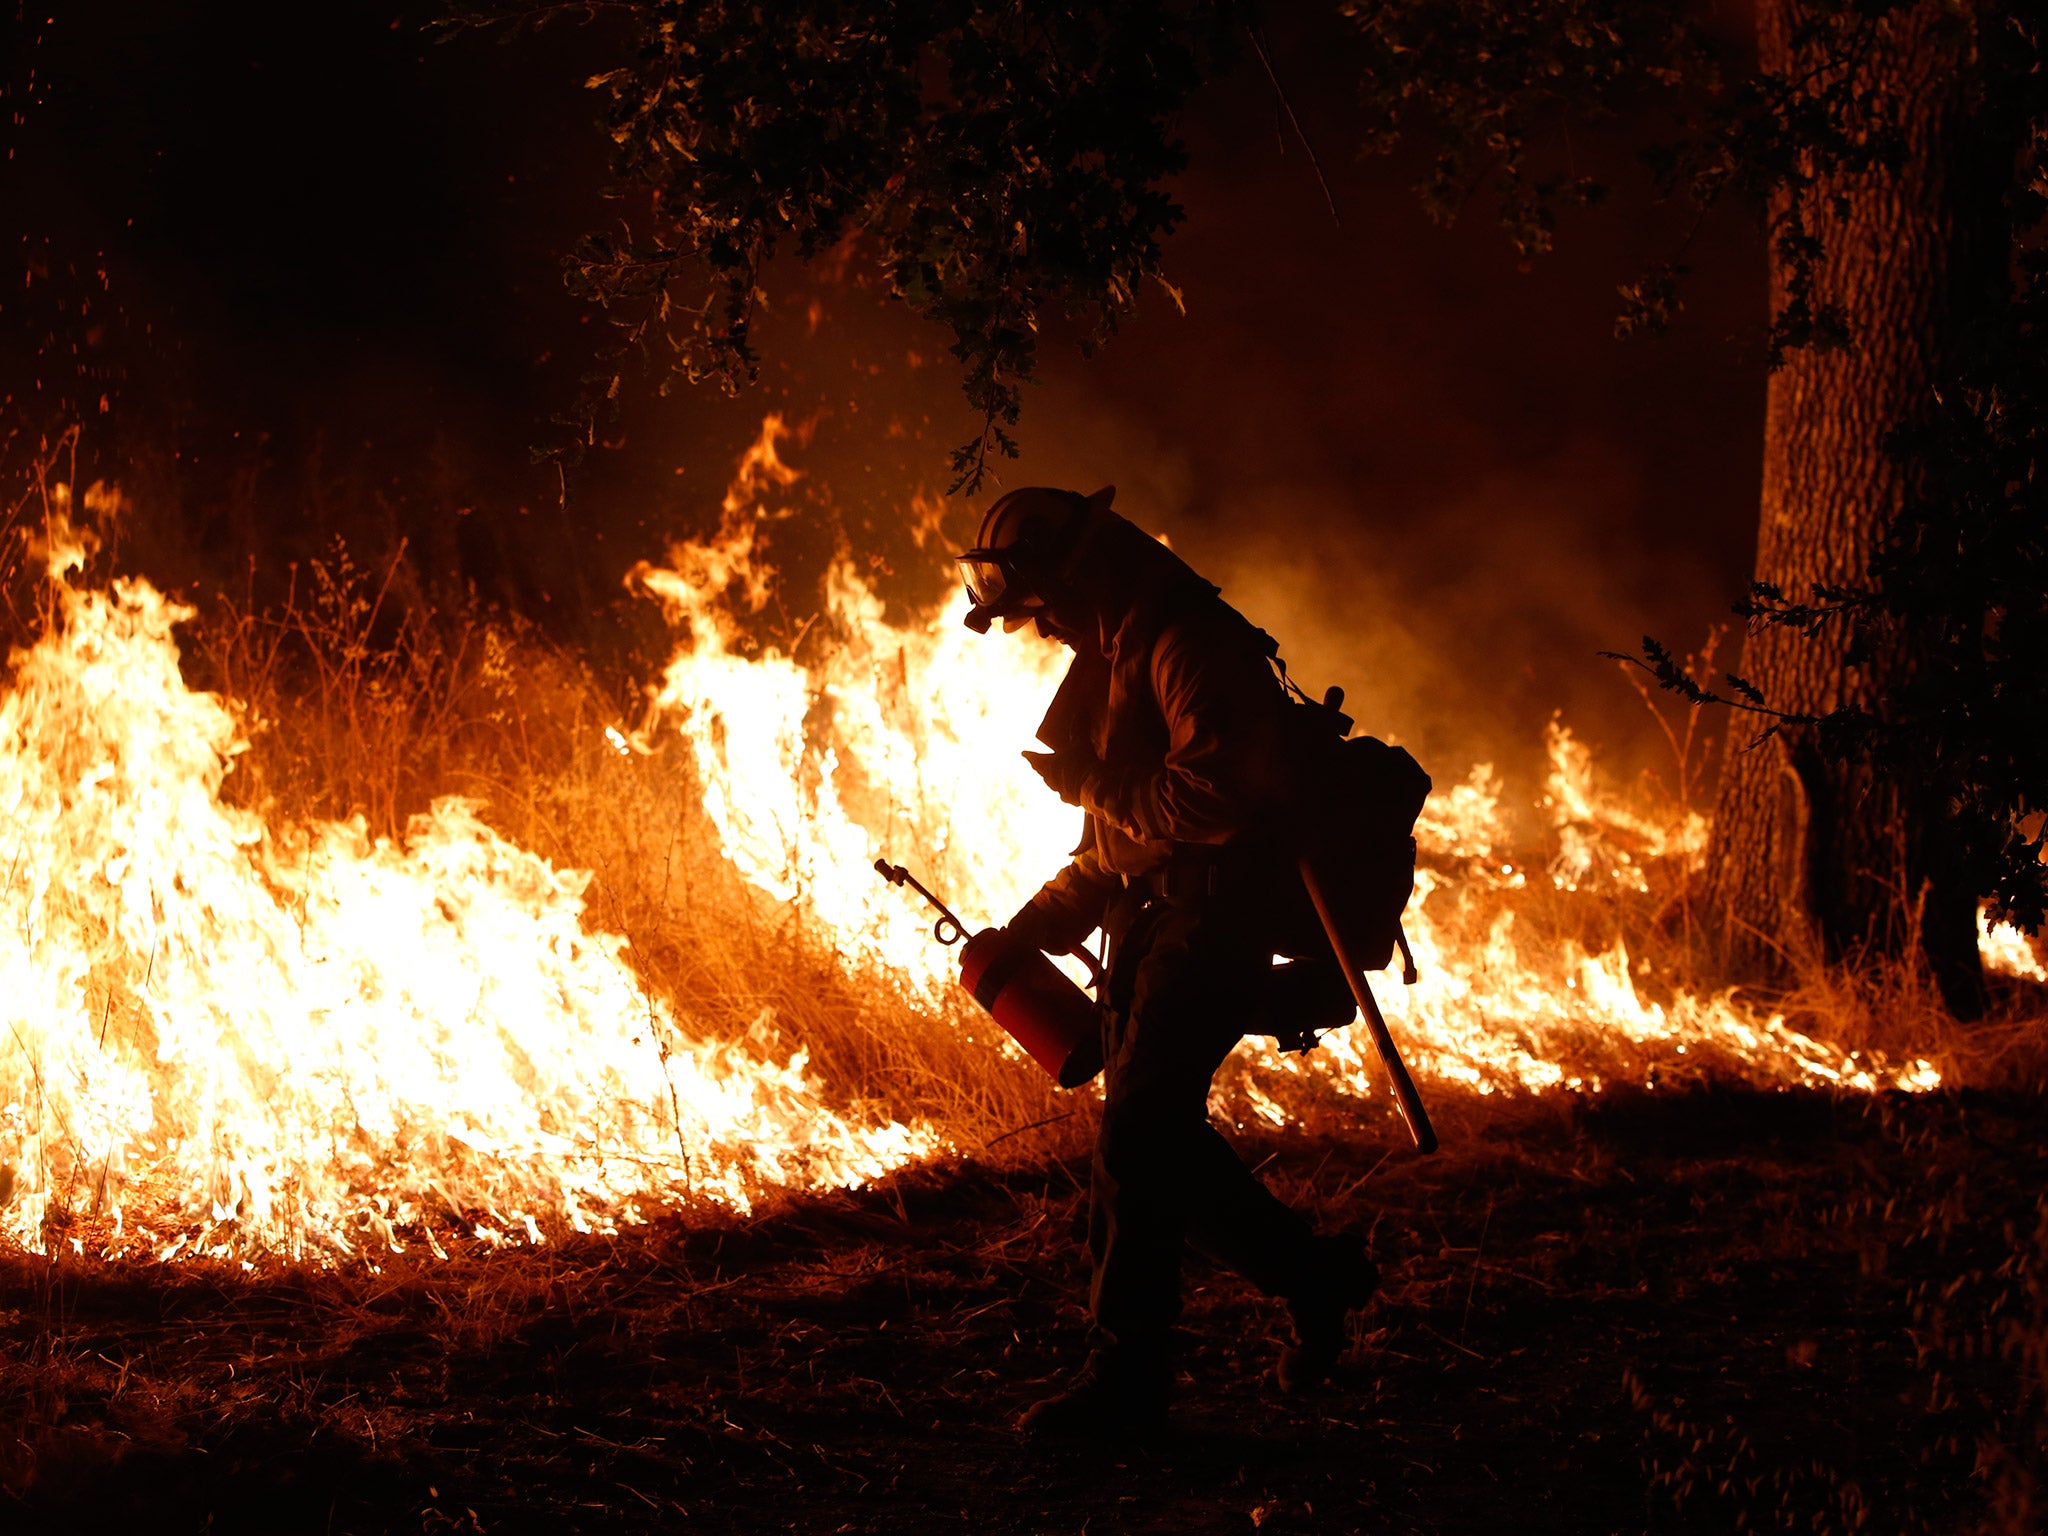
[957,927,1103,1088]
[875,860,1104,1089]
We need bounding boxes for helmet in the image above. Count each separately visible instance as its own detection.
[958,485,1115,633]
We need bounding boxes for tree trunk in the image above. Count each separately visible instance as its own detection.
[1704,0,1997,1016]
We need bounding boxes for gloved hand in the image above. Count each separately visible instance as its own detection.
[1006,901,1062,956]
[1005,908,1101,981]
[1022,748,1099,807]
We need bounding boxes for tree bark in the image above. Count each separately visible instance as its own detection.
[1705,0,1997,1015]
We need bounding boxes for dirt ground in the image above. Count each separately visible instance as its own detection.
[3,1086,2042,1535]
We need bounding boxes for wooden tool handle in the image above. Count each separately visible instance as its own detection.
[1298,857,1439,1155]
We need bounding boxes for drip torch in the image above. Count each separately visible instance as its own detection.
[873,859,1105,1088]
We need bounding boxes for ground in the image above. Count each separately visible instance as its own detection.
[4,1087,2041,1535]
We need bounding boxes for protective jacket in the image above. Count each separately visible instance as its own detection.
[1010,514,1298,956]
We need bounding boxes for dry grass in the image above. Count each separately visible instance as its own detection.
[180,538,1075,1164]
[168,525,2048,1155]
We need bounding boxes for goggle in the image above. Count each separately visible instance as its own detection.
[957,548,1031,613]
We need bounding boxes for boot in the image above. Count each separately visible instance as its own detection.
[1019,1346,1171,1438]
[1276,1232,1379,1396]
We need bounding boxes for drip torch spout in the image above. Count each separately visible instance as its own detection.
[873,859,969,947]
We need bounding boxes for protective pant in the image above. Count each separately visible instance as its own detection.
[1087,891,1321,1359]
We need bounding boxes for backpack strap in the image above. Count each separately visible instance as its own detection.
[1258,629,1355,737]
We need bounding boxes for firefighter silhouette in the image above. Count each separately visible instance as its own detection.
[961,485,1379,1435]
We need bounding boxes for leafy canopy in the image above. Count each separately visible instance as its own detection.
[460,0,1240,490]
[462,1,1992,473]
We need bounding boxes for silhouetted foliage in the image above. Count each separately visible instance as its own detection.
[1339,0,1978,362]
[452,1,1240,491]
[456,1,2008,471]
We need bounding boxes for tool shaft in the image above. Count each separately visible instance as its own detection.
[1298,857,1438,1154]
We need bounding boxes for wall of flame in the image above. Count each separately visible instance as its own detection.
[0,420,1988,1267]
[628,421,1944,1125]
[0,512,930,1263]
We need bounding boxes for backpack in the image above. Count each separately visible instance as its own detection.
[1261,640,1432,974]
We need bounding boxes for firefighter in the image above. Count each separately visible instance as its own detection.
[959,485,1379,1437]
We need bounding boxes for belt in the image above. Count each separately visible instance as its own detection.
[1124,845,1227,905]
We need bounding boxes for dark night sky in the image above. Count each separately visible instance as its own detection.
[1,2,1767,791]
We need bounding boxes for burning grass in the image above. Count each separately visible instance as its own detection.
[0,502,950,1264]
[5,419,2045,1269]
[1,429,2046,1530]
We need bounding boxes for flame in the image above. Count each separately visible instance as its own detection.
[1542,717,1707,893]
[2,416,1974,1266]
[635,421,1941,1114]
[0,514,930,1262]
[631,415,1080,991]
[1979,909,2047,982]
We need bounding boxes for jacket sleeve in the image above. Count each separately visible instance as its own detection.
[1008,830,1118,954]
[1079,617,1289,846]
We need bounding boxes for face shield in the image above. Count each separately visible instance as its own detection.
[958,551,1017,611]
[958,547,1041,633]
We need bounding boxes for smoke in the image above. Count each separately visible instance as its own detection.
[979,13,1766,804]
[998,346,1752,811]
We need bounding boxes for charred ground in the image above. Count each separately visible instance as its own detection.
[5,1084,2041,1536]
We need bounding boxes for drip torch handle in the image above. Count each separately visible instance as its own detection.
[1066,941,1105,990]
[873,858,971,947]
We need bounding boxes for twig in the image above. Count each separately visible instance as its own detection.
[1246,24,1341,227]
[1460,1200,1493,1340]
[1331,1147,1395,1206]
[983,1110,1075,1150]
[1419,1320,1494,1363]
